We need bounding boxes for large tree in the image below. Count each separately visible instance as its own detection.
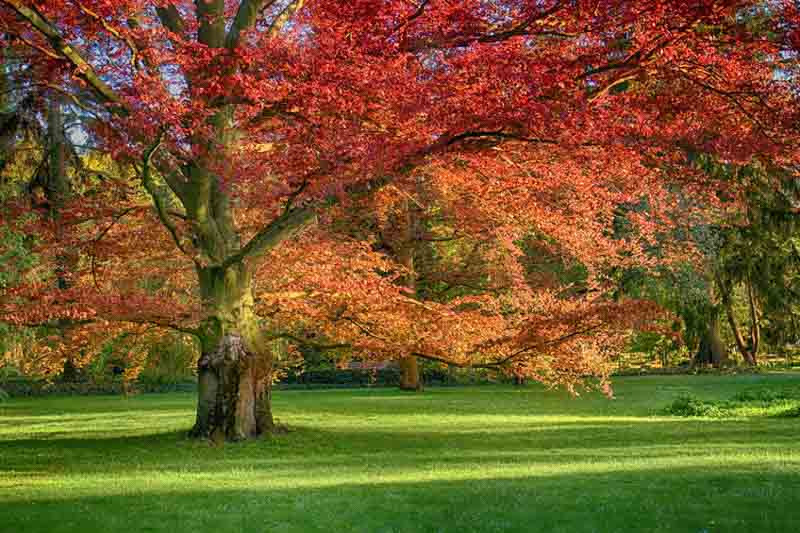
[0,0,797,440]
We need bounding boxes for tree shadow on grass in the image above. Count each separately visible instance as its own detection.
[0,394,194,416]
[2,465,799,533]
[2,417,798,478]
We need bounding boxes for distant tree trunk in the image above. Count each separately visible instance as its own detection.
[397,190,422,392]
[745,275,760,365]
[0,35,15,175]
[694,313,727,367]
[719,274,759,366]
[42,94,79,379]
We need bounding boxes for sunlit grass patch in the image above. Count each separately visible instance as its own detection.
[2,374,800,533]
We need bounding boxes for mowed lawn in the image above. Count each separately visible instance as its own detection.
[2,375,800,533]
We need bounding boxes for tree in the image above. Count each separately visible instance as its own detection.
[0,0,797,440]
[712,161,800,366]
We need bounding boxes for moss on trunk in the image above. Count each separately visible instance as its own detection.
[190,262,274,441]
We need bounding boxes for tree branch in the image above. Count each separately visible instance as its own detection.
[264,331,349,351]
[155,3,186,36]
[138,132,195,263]
[227,0,276,48]
[2,0,123,108]
[76,2,139,70]
[267,0,305,38]
[221,206,315,269]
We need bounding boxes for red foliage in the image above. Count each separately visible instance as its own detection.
[1,0,798,390]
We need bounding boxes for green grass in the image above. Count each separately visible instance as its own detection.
[2,374,800,533]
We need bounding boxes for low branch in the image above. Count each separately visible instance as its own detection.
[138,133,196,263]
[2,0,123,110]
[264,331,348,351]
[221,206,315,269]
[0,313,198,338]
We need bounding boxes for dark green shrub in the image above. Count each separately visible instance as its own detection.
[663,394,725,417]
[732,388,800,403]
[774,406,800,418]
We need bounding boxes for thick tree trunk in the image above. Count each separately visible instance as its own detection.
[399,355,422,391]
[189,262,274,441]
[694,314,727,367]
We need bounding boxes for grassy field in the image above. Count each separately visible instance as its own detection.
[2,374,800,533]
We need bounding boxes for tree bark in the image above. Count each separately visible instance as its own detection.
[399,354,421,391]
[720,276,759,367]
[42,94,80,378]
[694,313,727,367]
[189,261,275,441]
[397,190,422,391]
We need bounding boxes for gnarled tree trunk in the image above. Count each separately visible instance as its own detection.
[190,262,274,441]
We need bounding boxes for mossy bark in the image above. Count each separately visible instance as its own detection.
[190,262,274,441]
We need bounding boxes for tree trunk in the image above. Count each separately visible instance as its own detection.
[189,261,274,441]
[694,313,727,367]
[745,275,760,366]
[399,355,421,391]
[44,94,80,378]
[721,281,758,367]
[396,191,422,392]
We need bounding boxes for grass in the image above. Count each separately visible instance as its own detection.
[2,374,800,533]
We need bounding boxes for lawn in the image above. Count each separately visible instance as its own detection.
[2,374,800,533]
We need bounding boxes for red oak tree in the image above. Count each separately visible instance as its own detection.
[0,0,797,440]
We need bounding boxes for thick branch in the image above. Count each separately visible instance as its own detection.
[227,0,275,48]
[2,0,122,108]
[196,0,226,48]
[221,206,314,269]
[264,331,348,351]
[403,2,565,51]
[392,0,430,33]
[155,4,186,36]
[267,0,305,38]
[139,134,195,262]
